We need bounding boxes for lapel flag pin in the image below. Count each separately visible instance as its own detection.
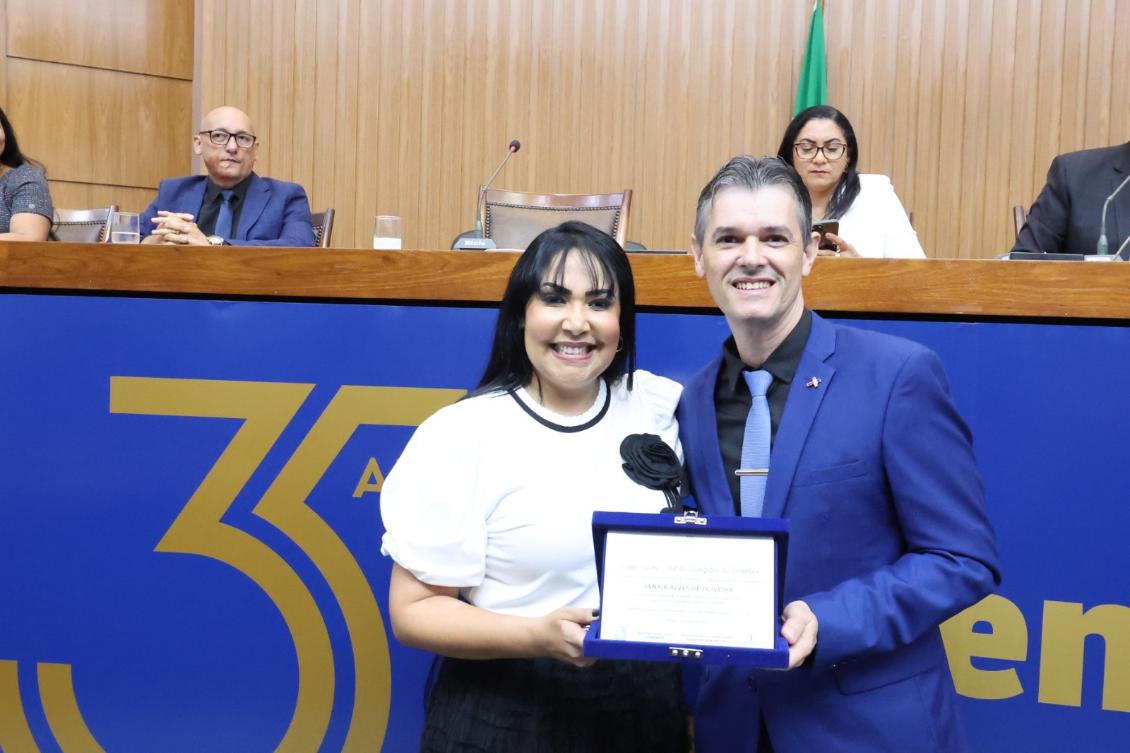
[805,377,822,389]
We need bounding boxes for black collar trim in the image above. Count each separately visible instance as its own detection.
[508,383,612,433]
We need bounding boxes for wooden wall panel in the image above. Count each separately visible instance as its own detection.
[6,0,193,79]
[2,0,192,218]
[48,182,157,214]
[0,1,8,106]
[6,59,192,189]
[197,0,1130,256]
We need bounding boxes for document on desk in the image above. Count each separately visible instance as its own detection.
[598,531,777,649]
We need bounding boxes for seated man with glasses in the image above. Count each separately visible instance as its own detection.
[141,105,315,247]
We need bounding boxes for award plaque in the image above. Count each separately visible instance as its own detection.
[583,511,789,667]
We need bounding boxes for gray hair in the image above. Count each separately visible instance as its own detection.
[693,155,812,245]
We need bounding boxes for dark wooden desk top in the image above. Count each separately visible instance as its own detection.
[3,243,1129,321]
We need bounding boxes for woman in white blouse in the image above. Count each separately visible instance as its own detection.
[380,221,689,753]
[777,105,926,259]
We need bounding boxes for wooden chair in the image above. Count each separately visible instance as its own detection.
[311,208,335,248]
[51,205,118,243]
[1013,205,1028,238]
[482,189,632,250]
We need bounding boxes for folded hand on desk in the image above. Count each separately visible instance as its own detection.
[143,211,211,245]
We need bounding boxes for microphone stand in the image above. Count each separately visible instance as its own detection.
[455,140,521,250]
[1114,234,1130,261]
[1096,172,1130,256]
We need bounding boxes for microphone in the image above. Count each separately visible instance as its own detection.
[455,139,521,250]
[1096,171,1130,256]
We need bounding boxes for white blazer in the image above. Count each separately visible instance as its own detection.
[837,174,926,258]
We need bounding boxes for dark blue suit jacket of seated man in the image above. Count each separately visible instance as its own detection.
[677,312,1000,753]
[139,172,315,247]
[1011,141,1130,257]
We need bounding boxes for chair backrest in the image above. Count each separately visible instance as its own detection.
[311,208,335,248]
[482,189,632,250]
[1012,205,1028,238]
[51,205,118,243]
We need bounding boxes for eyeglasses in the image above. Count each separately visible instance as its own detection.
[793,140,847,161]
[198,130,257,149]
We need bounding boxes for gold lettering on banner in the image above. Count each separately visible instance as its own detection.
[0,660,40,753]
[109,377,333,752]
[1039,601,1130,712]
[941,594,1027,700]
[38,662,106,753]
[352,457,385,497]
[109,377,464,751]
[257,385,463,751]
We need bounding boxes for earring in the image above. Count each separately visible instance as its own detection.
[615,337,624,353]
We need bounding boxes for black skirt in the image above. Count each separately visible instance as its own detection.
[420,656,689,753]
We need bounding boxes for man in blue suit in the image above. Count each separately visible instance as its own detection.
[140,106,314,247]
[677,156,999,753]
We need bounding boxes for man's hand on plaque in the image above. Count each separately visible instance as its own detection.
[780,600,819,669]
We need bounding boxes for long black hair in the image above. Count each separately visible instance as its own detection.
[472,220,636,397]
[0,107,43,172]
[776,105,859,219]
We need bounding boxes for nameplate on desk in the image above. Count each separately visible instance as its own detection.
[1008,251,1086,261]
[452,236,497,250]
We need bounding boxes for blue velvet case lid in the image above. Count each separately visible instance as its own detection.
[584,510,790,667]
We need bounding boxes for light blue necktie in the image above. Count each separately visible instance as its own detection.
[739,369,773,517]
[214,189,235,240]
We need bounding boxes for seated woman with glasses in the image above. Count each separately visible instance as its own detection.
[380,221,689,753]
[777,105,925,258]
[0,106,53,241]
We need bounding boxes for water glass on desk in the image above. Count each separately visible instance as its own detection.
[109,212,141,244]
[373,215,402,249]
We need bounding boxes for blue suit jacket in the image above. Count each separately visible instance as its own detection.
[140,173,315,247]
[677,314,999,753]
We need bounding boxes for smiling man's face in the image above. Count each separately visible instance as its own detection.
[691,185,817,342]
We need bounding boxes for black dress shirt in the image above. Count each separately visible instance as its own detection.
[197,176,252,238]
[713,309,813,514]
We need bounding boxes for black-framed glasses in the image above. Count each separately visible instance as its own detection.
[793,140,846,161]
[198,130,257,149]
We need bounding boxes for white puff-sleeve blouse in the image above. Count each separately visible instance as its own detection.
[380,370,683,617]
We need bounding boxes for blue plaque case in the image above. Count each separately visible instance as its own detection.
[584,510,790,667]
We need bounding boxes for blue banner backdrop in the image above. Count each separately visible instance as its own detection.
[1,293,1128,752]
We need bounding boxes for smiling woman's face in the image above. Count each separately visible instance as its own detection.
[792,118,849,203]
[523,251,620,415]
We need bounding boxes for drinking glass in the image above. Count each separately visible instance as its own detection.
[373,215,402,250]
[109,212,141,244]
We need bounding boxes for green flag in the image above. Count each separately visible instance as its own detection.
[794,0,828,114]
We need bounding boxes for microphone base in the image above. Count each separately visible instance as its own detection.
[454,237,498,251]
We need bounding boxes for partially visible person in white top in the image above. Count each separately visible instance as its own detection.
[380,220,690,753]
[777,105,926,259]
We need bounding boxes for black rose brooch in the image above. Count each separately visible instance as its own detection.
[620,433,686,513]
